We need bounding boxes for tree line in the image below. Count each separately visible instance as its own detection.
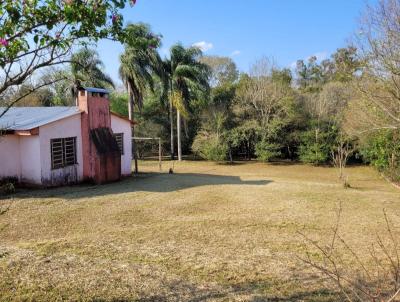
[1,0,400,182]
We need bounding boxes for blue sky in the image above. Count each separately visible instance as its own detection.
[98,0,371,84]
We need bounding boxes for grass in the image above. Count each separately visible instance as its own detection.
[0,160,399,301]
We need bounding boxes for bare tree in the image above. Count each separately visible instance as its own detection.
[331,134,355,185]
[350,0,400,133]
[299,203,400,301]
[237,57,291,136]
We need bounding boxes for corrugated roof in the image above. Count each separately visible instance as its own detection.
[0,107,82,131]
[81,87,110,94]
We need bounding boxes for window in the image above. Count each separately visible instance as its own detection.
[114,133,124,155]
[51,137,77,169]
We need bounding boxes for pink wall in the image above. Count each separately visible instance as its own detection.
[0,134,41,184]
[20,136,41,184]
[0,114,82,186]
[0,135,21,180]
[111,114,132,176]
[39,114,83,186]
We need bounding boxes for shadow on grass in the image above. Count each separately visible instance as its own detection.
[90,280,338,302]
[14,172,272,200]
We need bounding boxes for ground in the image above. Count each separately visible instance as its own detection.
[0,161,399,301]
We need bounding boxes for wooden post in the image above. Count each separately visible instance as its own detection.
[132,137,162,172]
[159,138,162,172]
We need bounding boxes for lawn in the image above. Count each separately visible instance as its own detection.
[0,161,399,301]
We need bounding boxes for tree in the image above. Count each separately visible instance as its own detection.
[354,0,400,132]
[46,48,115,105]
[70,48,114,95]
[164,44,210,161]
[236,58,292,139]
[110,92,129,117]
[331,133,355,182]
[0,0,159,118]
[295,56,325,92]
[199,56,238,87]
[119,23,164,173]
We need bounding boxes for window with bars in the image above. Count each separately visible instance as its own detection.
[51,137,77,169]
[114,133,124,155]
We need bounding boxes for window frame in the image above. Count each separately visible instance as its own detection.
[50,137,77,170]
[114,133,124,155]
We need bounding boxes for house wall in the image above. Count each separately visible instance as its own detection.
[20,136,41,184]
[111,115,132,176]
[39,114,83,186]
[0,135,21,180]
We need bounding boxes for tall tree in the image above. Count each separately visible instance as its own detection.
[48,48,115,105]
[70,48,114,98]
[199,56,238,87]
[353,0,400,132]
[119,24,164,173]
[164,44,210,161]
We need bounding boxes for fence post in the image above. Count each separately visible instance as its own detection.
[159,138,162,172]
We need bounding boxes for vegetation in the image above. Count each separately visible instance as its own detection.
[2,0,399,183]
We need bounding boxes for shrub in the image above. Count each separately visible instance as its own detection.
[0,183,15,195]
[255,140,281,162]
[298,126,337,165]
[360,130,400,181]
[299,142,329,164]
[192,132,228,162]
[0,177,18,196]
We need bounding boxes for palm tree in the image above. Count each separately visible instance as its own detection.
[164,44,210,161]
[119,24,164,173]
[70,48,115,102]
[50,48,114,106]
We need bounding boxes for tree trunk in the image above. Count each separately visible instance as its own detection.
[229,147,233,164]
[177,110,182,161]
[128,97,138,174]
[128,98,133,121]
[169,97,175,160]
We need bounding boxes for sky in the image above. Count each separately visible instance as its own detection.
[97,0,372,85]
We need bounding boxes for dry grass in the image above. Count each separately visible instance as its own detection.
[0,160,399,301]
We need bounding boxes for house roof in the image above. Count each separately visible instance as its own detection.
[0,106,135,131]
[81,87,110,94]
[0,107,82,131]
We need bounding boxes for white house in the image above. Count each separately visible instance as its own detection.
[0,87,132,186]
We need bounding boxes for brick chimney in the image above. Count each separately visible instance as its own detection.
[77,87,121,184]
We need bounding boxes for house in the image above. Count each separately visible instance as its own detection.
[0,87,132,186]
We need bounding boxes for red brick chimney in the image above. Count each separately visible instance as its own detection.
[77,87,121,184]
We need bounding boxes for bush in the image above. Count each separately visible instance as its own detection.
[255,140,281,162]
[299,142,329,164]
[0,183,15,195]
[298,126,337,165]
[0,177,18,196]
[192,132,228,162]
[360,130,400,181]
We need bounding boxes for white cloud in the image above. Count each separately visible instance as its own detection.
[192,41,213,52]
[231,50,241,57]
